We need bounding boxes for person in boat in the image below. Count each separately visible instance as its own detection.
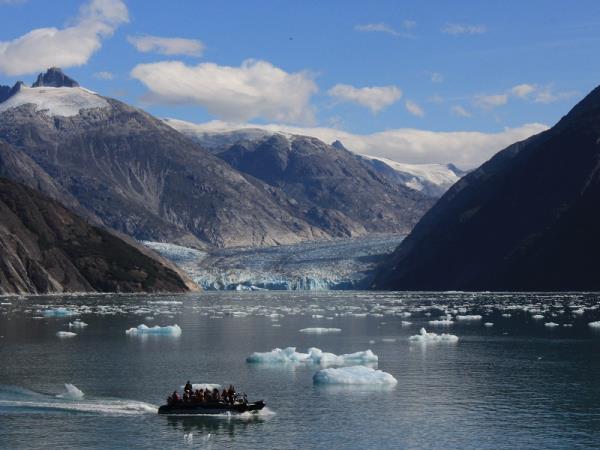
[212,388,220,401]
[168,390,180,405]
[227,385,235,404]
[184,381,193,393]
[221,388,228,402]
[195,389,203,403]
[182,391,190,403]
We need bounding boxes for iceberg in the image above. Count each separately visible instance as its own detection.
[246,347,377,366]
[428,319,454,326]
[69,320,88,328]
[125,324,182,336]
[56,331,77,338]
[43,307,78,317]
[299,328,341,334]
[588,321,600,328]
[456,315,482,321]
[544,322,559,328]
[313,366,397,385]
[409,328,459,343]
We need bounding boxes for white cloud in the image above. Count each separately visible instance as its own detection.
[430,72,444,83]
[0,0,28,4]
[475,93,508,109]
[328,84,402,114]
[534,88,579,104]
[442,23,486,35]
[127,35,204,57]
[131,59,318,124]
[405,100,425,117]
[169,119,548,169]
[510,83,536,98]
[93,70,114,80]
[354,22,414,38]
[0,0,128,76]
[451,105,472,117]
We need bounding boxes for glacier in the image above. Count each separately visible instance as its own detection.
[143,234,404,291]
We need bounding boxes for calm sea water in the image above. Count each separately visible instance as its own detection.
[1,291,600,449]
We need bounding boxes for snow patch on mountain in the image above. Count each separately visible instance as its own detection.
[0,86,109,117]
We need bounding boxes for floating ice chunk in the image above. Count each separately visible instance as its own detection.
[246,347,377,366]
[428,319,454,326]
[484,322,494,327]
[125,324,182,336]
[544,322,559,328]
[409,328,459,344]
[572,309,585,316]
[381,338,396,343]
[501,314,512,318]
[56,331,77,338]
[456,315,482,321]
[532,314,544,320]
[313,366,397,385]
[69,320,88,328]
[43,308,78,317]
[57,383,85,400]
[587,321,600,328]
[299,328,341,334]
[401,321,412,326]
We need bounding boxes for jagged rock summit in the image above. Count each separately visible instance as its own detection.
[32,67,79,88]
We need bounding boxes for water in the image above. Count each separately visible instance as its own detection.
[1,291,600,449]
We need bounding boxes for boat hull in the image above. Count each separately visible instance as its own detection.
[158,400,265,415]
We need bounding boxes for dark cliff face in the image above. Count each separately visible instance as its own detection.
[0,175,196,295]
[372,85,600,291]
[215,134,434,236]
[32,67,79,88]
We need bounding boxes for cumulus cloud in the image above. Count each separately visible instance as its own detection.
[328,84,402,114]
[510,83,536,98]
[533,87,579,104]
[405,100,425,117]
[127,35,204,57]
[354,22,414,38]
[475,93,508,109]
[131,59,318,123]
[170,119,548,169]
[451,105,472,117]
[442,23,486,35]
[93,70,114,80]
[0,0,128,76]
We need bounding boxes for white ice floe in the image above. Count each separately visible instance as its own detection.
[56,331,77,338]
[43,307,78,317]
[125,324,182,336]
[69,320,88,328]
[246,347,377,366]
[484,322,494,327]
[428,319,454,326]
[0,86,109,117]
[299,328,342,334]
[532,314,545,320]
[401,321,412,326]
[587,321,600,328]
[544,322,559,328]
[313,366,397,385]
[57,383,85,400]
[456,315,482,321]
[409,328,459,344]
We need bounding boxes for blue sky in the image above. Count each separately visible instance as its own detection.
[1,0,599,166]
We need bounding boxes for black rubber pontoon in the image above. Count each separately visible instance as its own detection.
[158,400,265,415]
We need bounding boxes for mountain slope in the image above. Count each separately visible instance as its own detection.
[372,86,600,291]
[0,69,335,248]
[0,175,196,295]
[167,121,435,235]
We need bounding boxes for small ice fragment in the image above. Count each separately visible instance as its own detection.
[401,321,412,326]
[587,321,600,328]
[299,328,341,334]
[409,328,458,344]
[44,308,78,317]
[484,322,494,327]
[428,319,454,326]
[532,314,544,320]
[544,322,559,328]
[456,315,482,321]
[125,324,182,336]
[68,320,88,328]
[313,366,397,385]
[57,331,77,338]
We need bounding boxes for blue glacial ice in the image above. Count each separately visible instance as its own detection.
[313,366,397,385]
[125,324,182,336]
[143,234,404,291]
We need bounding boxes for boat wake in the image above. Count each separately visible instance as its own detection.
[0,385,157,416]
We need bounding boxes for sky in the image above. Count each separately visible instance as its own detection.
[1,0,599,167]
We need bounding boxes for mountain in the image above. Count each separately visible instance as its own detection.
[356,153,466,197]
[0,174,197,295]
[372,85,600,291]
[167,120,435,236]
[0,69,356,249]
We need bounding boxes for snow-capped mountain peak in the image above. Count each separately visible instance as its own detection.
[0,68,108,117]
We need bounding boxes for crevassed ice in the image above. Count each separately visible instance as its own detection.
[313,366,398,385]
[246,347,377,366]
[0,86,109,117]
[409,328,459,343]
[299,328,342,334]
[125,324,182,336]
